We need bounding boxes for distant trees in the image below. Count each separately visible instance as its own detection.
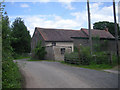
[11,17,31,54]
[93,21,120,38]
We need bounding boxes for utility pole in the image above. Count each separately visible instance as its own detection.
[87,0,92,55]
[113,0,119,64]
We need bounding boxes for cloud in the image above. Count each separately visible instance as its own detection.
[62,3,75,10]
[10,2,119,37]
[71,2,119,28]
[20,3,30,8]
[58,0,75,10]
[10,14,82,37]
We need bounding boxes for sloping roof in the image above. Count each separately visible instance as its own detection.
[36,27,87,42]
[81,28,115,39]
[35,27,115,42]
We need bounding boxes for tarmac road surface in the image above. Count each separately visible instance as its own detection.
[16,59,118,88]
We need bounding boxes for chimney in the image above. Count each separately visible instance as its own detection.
[105,28,108,32]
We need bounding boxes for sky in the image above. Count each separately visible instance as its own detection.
[3,0,120,37]
[118,1,120,26]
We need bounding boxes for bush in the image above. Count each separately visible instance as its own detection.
[64,46,118,66]
[112,54,120,65]
[64,46,92,65]
[79,46,92,65]
[2,60,22,88]
[64,52,79,64]
[93,52,108,64]
[33,41,47,60]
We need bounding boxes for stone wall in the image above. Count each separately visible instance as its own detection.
[53,46,72,61]
[45,46,55,60]
[45,42,73,61]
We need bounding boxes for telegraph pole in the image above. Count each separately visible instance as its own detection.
[87,0,92,55]
[113,0,119,64]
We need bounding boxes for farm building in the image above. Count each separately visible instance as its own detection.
[31,27,120,61]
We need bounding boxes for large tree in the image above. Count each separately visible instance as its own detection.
[2,13,13,59]
[93,21,120,37]
[11,17,31,54]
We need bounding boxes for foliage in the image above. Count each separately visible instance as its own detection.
[33,41,47,60]
[13,52,30,59]
[2,13,22,88]
[11,17,31,54]
[74,46,78,52]
[79,46,92,65]
[93,52,108,64]
[93,21,120,37]
[65,46,92,65]
[64,45,118,67]
[2,60,22,88]
[92,36,101,52]
[64,52,79,64]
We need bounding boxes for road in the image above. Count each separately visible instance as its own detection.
[16,59,118,88]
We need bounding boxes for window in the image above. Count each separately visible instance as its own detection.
[61,48,65,55]
[52,42,56,46]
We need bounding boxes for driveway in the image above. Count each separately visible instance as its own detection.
[16,59,118,88]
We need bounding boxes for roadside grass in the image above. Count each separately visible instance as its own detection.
[27,58,114,70]
[15,56,30,60]
[60,61,113,70]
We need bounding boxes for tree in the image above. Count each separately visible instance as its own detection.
[1,4,22,88]
[34,41,47,60]
[93,21,120,37]
[2,13,13,60]
[11,17,31,54]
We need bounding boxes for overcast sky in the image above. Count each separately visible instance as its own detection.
[4,1,120,37]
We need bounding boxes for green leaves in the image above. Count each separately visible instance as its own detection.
[93,21,120,38]
[11,17,31,54]
[33,41,47,60]
[2,14,22,88]
[2,60,22,88]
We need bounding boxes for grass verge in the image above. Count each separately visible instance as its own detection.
[60,61,114,70]
[15,56,30,60]
[27,59,114,70]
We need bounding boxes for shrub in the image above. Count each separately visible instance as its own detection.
[112,54,120,65]
[94,52,108,64]
[79,46,92,65]
[2,60,22,88]
[33,41,47,60]
[64,52,79,64]
[74,46,78,52]
[64,45,119,66]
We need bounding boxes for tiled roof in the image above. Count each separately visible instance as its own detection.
[81,28,115,39]
[35,27,115,42]
[36,27,87,41]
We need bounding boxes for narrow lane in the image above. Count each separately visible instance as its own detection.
[16,60,118,88]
